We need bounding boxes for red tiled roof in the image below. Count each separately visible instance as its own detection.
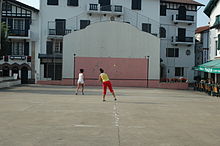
[161,0,204,6]
[196,26,209,33]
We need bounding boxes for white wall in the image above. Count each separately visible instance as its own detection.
[39,0,160,54]
[63,21,160,80]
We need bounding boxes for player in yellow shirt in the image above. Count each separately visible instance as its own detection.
[99,68,117,102]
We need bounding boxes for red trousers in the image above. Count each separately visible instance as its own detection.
[102,81,114,95]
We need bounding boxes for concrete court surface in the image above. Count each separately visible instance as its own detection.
[0,85,220,146]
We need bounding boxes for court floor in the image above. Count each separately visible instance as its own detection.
[0,85,220,146]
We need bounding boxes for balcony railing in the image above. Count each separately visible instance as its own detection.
[176,15,194,21]
[48,29,72,36]
[8,29,28,37]
[172,14,195,24]
[176,36,193,42]
[172,36,194,45]
[87,4,123,14]
[48,7,160,37]
[89,4,98,11]
[0,55,31,63]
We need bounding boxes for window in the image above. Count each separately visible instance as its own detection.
[12,42,24,56]
[47,0,58,5]
[160,5,166,16]
[47,41,62,54]
[55,41,63,54]
[142,23,151,33]
[2,3,12,11]
[67,0,78,6]
[175,67,184,76]
[178,28,186,42]
[160,27,166,38]
[99,0,111,11]
[132,0,141,10]
[166,48,179,57]
[80,20,90,29]
[178,6,186,20]
[13,19,25,30]
[55,19,66,35]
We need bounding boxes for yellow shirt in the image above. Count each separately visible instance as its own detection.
[100,73,109,82]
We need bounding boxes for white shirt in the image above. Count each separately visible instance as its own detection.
[77,73,84,84]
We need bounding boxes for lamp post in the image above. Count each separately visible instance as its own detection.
[147,56,150,88]
[73,53,76,86]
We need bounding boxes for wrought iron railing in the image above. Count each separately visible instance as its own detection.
[8,29,28,36]
[176,14,194,21]
[48,6,160,37]
[176,36,193,42]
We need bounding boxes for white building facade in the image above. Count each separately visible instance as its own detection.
[204,0,220,60]
[160,0,203,82]
[0,0,39,84]
[36,0,203,86]
[38,0,162,87]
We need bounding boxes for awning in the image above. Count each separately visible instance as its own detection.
[194,59,220,74]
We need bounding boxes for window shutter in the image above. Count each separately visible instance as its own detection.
[175,48,179,57]
[47,41,53,54]
[25,19,30,36]
[24,42,29,56]
[218,34,220,50]
[7,42,12,55]
[8,18,13,30]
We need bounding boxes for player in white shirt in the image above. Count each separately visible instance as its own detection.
[75,69,85,95]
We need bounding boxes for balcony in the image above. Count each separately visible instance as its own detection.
[87,4,123,16]
[8,29,31,39]
[172,14,195,25]
[0,55,31,64]
[171,36,194,45]
[48,29,72,36]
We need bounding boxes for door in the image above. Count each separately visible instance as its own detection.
[178,6,186,20]
[3,66,9,77]
[178,28,186,42]
[55,19,66,35]
[21,67,28,84]
[12,67,19,79]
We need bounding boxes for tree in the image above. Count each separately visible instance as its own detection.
[0,22,9,56]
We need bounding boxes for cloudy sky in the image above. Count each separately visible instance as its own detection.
[17,0,210,27]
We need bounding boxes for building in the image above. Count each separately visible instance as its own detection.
[37,0,203,87]
[204,0,220,59]
[0,0,39,84]
[195,26,209,67]
[194,26,209,79]
[160,0,203,82]
[194,0,220,83]
[38,0,161,87]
